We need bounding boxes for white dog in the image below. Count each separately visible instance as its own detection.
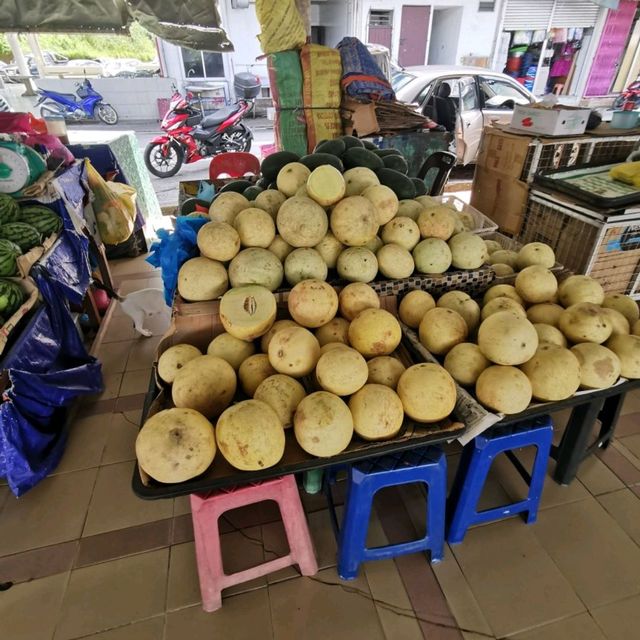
[117,288,168,337]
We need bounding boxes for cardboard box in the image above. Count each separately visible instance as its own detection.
[510,105,591,137]
[0,277,40,357]
[476,127,532,180]
[16,232,60,279]
[341,98,379,137]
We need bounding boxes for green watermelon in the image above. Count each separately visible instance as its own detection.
[0,278,25,318]
[0,193,20,224]
[18,204,62,237]
[0,222,42,252]
[0,239,21,277]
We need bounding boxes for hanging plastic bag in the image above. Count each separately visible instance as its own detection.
[85,160,136,245]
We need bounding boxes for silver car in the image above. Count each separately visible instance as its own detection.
[393,65,537,164]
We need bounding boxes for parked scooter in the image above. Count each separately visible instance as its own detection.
[144,73,260,178]
[613,79,640,110]
[35,79,118,125]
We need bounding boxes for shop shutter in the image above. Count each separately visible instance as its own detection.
[503,0,555,30]
[551,0,602,27]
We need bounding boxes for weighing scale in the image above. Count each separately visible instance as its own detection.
[0,140,47,197]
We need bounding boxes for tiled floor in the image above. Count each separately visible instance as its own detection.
[2,254,640,639]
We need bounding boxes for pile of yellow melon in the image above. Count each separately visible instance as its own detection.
[136,280,458,484]
[176,164,496,302]
[484,238,556,278]
[401,262,640,415]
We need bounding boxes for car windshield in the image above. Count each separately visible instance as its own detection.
[392,71,416,93]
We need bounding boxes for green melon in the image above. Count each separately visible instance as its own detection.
[0,222,42,252]
[0,239,21,277]
[0,278,25,317]
[18,204,62,237]
[0,194,20,224]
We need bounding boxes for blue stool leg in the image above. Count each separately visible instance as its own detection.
[426,453,447,562]
[447,442,494,545]
[337,471,372,580]
[524,429,553,524]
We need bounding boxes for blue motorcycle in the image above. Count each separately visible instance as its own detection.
[35,79,119,125]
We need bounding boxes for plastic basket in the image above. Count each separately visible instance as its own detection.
[432,194,498,236]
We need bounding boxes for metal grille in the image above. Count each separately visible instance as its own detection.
[503,0,554,30]
[551,0,601,27]
[518,194,640,297]
[369,10,393,27]
[479,1,496,11]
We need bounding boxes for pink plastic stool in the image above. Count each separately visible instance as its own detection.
[190,475,318,611]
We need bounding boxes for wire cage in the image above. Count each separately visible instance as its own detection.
[518,190,640,298]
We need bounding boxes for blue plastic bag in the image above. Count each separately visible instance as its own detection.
[146,215,209,306]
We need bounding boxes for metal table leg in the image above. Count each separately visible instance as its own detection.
[597,392,625,450]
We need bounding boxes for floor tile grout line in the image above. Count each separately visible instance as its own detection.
[60,614,166,640]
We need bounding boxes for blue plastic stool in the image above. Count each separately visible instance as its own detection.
[447,416,553,545]
[325,447,447,580]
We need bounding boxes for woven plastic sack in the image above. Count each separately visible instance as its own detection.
[267,51,308,156]
[256,0,306,54]
[300,44,343,151]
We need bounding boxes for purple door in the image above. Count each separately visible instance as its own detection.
[368,26,393,50]
[585,0,638,96]
[398,5,430,67]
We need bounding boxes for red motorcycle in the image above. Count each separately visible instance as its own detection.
[613,79,640,110]
[144,74,260,178]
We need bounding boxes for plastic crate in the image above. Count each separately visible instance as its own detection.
[432,194,498,236]
[517,189,640,298]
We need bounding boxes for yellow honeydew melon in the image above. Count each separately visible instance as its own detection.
[320,342,350,355]
[602,293,640,326]
[417,206,456,240]
[349,384,405,441]
[260,319,300,353]
[606,334,640,378]
[136,408,215,483]
[419,307,468,355]
[437,291,481,333]
[288,279,339,328]
[444,342,490,386]
[558,275,605,307]
[348,308,401,357]
[484,239,503,254]
[219,285,277,341]
[415,195,440,208]
[477,311,539,365]
[172,355,236,417]
[228,247,283,291]
[448,232,489,269]
[276,196,328,247]
[381,216,421,250]
[526,303,564,327]
[488,249,519,269]
[216,400,285,470]
[343,167,380,196]
[515,265,558,304]
[571,343,621,389]
[294,391,354,456]
[491,263,515,277]
[336,247,379,282]
[483,284,524,306]
[157,344,202,384]
[177,257,228,301]
[377,243,415,279]
[521,343,581,401]
[306,165,346,207]
[412,237,452,274]
[533,323,567,348]
[314,232,344,268]
[363,235,384,253]
[234,207,276,248]
[254,190,287,219]
[338,282,380,320]
[362,184,399,225]
[284,248,328,285]
[481,296,526,322]
[268,326,321,377]
[315,317,350,346]
[516,242,556,269]
[366,356,406,389]
[197,221,240,262]
[398,290,436,328]
[276,162,311,196]
[209,192,249,224]
[397,363,456,423]
[268,235,294,262]
[239,353,277,396]
[476,365,532,414]
[397,199,424,221]
[316,346,368,395]
[254,374,306,428]
[558,302,613,344]
[602,307,630,336]
[207,332,256,370]
[330,196,379,247]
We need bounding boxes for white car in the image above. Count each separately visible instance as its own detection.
[393,65,537,164]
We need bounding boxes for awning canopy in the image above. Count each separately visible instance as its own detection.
[0,0,234,51]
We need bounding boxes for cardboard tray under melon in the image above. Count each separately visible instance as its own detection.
[15,231,60,279]
[0,277,40,358]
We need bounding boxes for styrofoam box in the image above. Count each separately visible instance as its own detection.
[509,105,591,137]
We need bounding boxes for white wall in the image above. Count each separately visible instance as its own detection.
[319,0,354,47]
[428,7,463,64]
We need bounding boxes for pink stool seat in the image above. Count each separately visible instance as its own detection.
[190,475,318,611]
